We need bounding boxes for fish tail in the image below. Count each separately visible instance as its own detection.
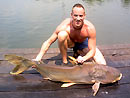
[4,54,36,75]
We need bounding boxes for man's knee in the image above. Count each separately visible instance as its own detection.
[94,48,106,65]
[58,31,68,41]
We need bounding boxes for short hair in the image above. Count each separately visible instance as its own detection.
[72,3,85,12]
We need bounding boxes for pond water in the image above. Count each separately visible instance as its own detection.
[0,0,130,48]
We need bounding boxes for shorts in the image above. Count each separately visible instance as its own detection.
[73,38,88,52]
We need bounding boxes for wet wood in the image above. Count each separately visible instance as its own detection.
[0,44,130,98]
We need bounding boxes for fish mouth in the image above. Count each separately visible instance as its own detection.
[112,73,122,83]
[117,73,122,81]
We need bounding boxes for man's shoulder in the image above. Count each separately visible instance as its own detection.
[61,18,71,25]
[84,20,96,36]
[84,20,95,28]
[56,18,71,32]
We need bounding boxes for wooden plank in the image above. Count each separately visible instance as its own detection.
[101,48,130,56]
[118,67,130,84]
[1,44,130,61]
[0,48,61,54]
[0,91,130,98]
[1,44,130,53]
[0,44,130,98]
[0,44,130,56]
[2,53,130,63]
[0,77,129,98]
[1,46,130,59]
[97,44,130,50]
[0,51,73,60]
[1,47,130,56]
[1,52,130,61]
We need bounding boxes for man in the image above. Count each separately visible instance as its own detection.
[34,3,106,65]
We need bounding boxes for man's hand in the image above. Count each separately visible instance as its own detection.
[77,56,85,64]
[32,59,40,62]
[32,59,43,64]
[31,59,43,68]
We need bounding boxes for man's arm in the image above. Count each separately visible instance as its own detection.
[35,32,58,61]
[35,18,70,61]
[83,29,96,61]
[77,24,96,63]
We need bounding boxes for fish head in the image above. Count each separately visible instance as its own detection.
[90,64,122,84]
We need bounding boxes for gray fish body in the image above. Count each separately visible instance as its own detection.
[36,63,121,84]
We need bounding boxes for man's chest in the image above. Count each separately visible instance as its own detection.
[69,29,89,42]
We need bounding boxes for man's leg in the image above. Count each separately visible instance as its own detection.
[93,47,106,65]
[58,31,74,64]
[80,47,106,65]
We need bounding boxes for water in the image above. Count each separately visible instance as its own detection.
[0,0,130,48]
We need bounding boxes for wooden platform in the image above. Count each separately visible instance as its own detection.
[0,44,130,98]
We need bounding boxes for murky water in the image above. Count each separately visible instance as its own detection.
[0,0,130,48]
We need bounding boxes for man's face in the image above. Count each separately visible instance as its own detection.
[71,7,85,29]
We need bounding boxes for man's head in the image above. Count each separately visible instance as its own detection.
[71,3,86,29]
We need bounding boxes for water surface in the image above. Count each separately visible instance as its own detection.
[0,0,130,48]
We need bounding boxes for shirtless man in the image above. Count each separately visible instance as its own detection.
[34,3,106,65]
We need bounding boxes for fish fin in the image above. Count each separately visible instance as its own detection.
[68,56,78,65]
[5,54,36,75]
[43,77,51,80]
[61,83,76,87]
[10,64,27,75]
[69,60,76,65]
[92,82,100,96]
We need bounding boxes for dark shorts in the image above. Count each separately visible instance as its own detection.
[73,38,88,52]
